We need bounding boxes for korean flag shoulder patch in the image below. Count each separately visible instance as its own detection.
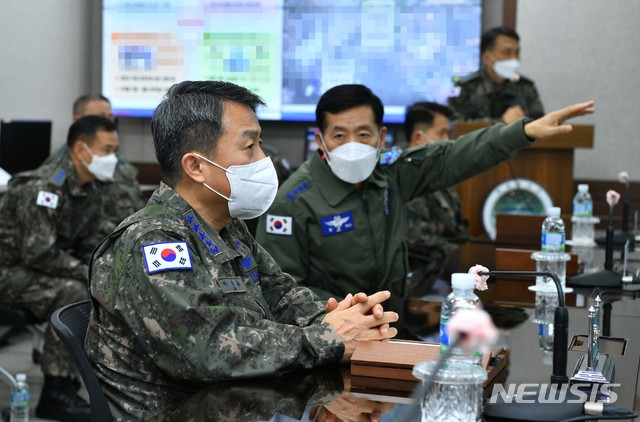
[36,191,59,209]
[142,241,192,274]
[266,214,293,236]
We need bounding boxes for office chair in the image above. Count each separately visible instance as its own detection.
[0,303,45,363]
[50,300,113,422]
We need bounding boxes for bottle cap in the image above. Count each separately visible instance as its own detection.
[451,273,475,290]
[16,373,26,382]
[548,207,561,217]
[578,184,589,193]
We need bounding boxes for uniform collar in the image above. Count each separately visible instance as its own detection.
[309,150,388,207]
[155,182,242,263]
[59,151,97,197]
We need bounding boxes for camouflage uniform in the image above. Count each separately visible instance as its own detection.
[44,146,145,237]
[86,183,344,420]
[147,368,343,421]
[256,121,533,324]
[448,69,544,122]
[405,187,471,296]
[0,152,102,376]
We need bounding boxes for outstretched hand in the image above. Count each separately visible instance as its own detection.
[524,100,595,140]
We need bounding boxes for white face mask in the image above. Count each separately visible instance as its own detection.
[319,135,380,184]
[194,153,278,220]
[493,58,520,81]
[82,143,118,181]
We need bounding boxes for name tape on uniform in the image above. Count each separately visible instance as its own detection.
[266,214,293,236]
[36,191,59,209]
[142,241,192,274]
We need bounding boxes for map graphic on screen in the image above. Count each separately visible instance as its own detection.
[103,0,481,123]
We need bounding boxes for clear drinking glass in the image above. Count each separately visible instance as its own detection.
[412,360,487,422]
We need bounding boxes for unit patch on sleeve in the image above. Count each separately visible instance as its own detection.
[142,241,192,274]
[36,191,59,209]
[266,214,293,236]
[320,211,354,236]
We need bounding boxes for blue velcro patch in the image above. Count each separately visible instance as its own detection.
[379,146,402,165]
[240,256,253,270]
[53,169,66,185]
[247,270,259,285]
[286,182,310,200]
[320,211,354,236]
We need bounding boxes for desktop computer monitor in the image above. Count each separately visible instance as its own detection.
[0,120,52,175]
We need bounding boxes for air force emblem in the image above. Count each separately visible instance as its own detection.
[320,211,354,236]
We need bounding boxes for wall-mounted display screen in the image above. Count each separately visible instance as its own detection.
[102,0,481,123]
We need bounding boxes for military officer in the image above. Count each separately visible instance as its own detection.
[448,26,544,124]
[256,84,593,333]
[45,94,145,236]
[0,115,119,421]
[86,80,397,420]
[403,102,471,297]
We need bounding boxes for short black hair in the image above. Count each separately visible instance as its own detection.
[151,80,265,187]
[315,84,384,134]
[403,102,454,141]
[480,26,520,54]
[66,115,117,148]
[73,94,111,116]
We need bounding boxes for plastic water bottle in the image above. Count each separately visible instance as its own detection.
[572,185,593,242]
[10,373,29,422]
[572,184,593,217]
[538,323,554,351]
[541,207,565,253]
[439,273,483,364]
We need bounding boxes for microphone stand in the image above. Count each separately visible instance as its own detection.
[570,199,626,287]
[479,270,569,384]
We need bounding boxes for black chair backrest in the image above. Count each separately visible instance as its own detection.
[0,304,38,327]
[50,300,113,422]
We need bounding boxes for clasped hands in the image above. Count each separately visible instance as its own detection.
[322,290,399,363]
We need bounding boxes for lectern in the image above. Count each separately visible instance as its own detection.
[453,123,594,271]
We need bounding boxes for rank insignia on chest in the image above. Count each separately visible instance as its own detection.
[142,241,192,274]
[36,190,59,209]
[266,214,293,236]
[379,146,402,165]
[320,211,354,236]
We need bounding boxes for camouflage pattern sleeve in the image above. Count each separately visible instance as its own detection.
[394,119,532,201]
[251,238,328,326]
[108,229,344,382]
[146,367,344,421]
[98,161,145,235]
[11,184,88,281]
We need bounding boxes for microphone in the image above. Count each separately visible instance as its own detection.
[619,172,630,233]
[479,270,569,384]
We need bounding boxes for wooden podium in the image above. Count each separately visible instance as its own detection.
[452,122,594,239]
[452,122,594,272]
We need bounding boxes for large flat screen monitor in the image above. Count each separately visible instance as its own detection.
[102,0,481,123]
[0,120,52,175]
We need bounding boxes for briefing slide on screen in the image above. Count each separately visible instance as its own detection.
[102,0,481,123]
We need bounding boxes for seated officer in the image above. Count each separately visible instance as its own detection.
[45,94,145,236]
[0,115,119,421]
[448,26,544,124]
[403,102,470,297]
[85,80,397,420]
[256,84,593,333]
